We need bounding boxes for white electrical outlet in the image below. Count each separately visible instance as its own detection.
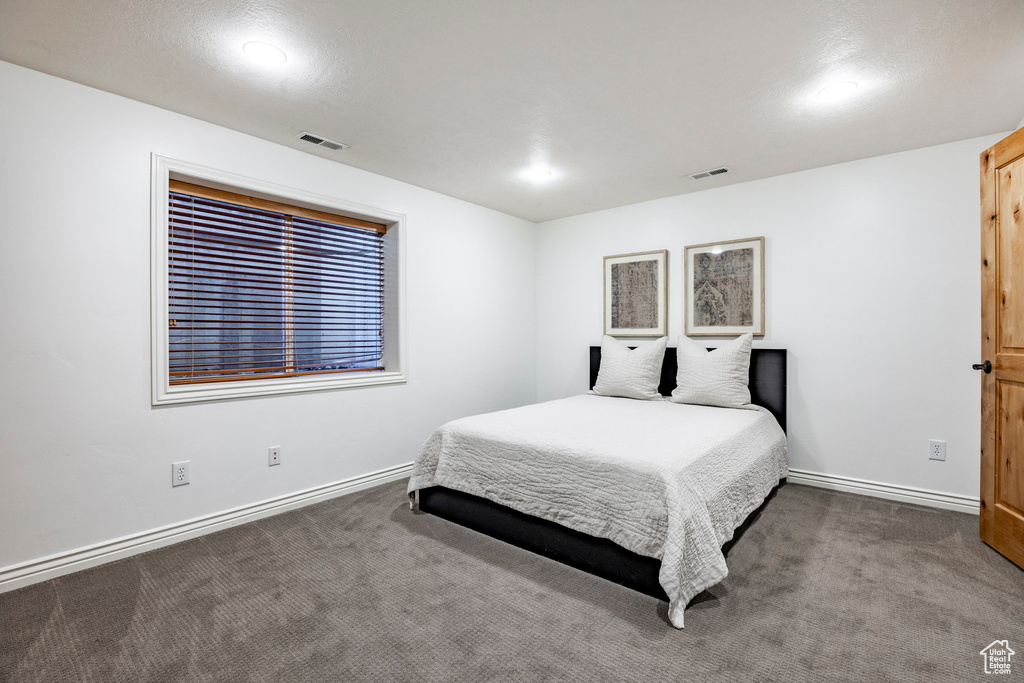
[929,440,946,462]
[269,446,281,467]
[172,460,190,486]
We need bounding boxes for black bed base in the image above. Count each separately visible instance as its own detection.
[418,482,784,603]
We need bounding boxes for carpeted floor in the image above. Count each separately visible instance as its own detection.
[1,480,1022,682]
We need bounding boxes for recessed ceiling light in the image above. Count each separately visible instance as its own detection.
[520,165,557,183]
[817,81,859,102]
[243,41,287,66]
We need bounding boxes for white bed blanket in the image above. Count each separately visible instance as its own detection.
[407,394,788,628]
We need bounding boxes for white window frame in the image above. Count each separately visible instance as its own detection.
[151,154,406,405]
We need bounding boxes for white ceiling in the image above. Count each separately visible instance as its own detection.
[2,1,1023,222]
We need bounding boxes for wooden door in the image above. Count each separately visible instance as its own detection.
[980,127,1024,569]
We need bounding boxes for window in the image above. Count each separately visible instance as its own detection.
[167,181,386,383]
[152,156,405,404]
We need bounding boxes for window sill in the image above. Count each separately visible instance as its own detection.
[152,370,407,406]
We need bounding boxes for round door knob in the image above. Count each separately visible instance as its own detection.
[972,360,992,373]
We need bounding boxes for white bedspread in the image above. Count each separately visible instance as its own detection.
[407,394,788,628]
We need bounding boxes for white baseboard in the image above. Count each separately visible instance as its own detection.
[1,462,976,595]
[787,468,980,515]
[0,462,413,595]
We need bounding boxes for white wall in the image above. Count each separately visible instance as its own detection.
[536,133,1006,499]
[0,61,537,571]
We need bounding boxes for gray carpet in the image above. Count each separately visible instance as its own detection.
[1,480,1022,682]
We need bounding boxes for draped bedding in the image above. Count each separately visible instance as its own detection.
[408,394,788,628]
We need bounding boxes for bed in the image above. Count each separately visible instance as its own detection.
[408,346,787,627]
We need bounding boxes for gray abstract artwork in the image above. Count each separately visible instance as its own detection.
[610,260,659,329]
[692,248,753,326]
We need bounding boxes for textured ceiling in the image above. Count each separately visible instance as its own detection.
[2,0,1023,222]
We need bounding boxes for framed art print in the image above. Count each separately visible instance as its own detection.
[603,249,668,337]
[684,237,764,336]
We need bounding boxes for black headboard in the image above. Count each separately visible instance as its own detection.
[588,346,787,432]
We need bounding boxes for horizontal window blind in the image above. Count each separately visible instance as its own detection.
[168,181,387,385]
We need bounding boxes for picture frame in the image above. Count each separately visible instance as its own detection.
[684,236,764,336]
[603,249,668,337]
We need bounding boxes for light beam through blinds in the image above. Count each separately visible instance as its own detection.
[168,182,386,385]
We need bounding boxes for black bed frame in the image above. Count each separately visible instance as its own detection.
[417,347,787,602]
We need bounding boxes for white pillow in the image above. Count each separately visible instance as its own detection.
[670,333,753,409]
[592,336,668,400]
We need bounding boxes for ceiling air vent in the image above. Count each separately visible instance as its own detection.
[296,131,349,151]
[687,166,731,180]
